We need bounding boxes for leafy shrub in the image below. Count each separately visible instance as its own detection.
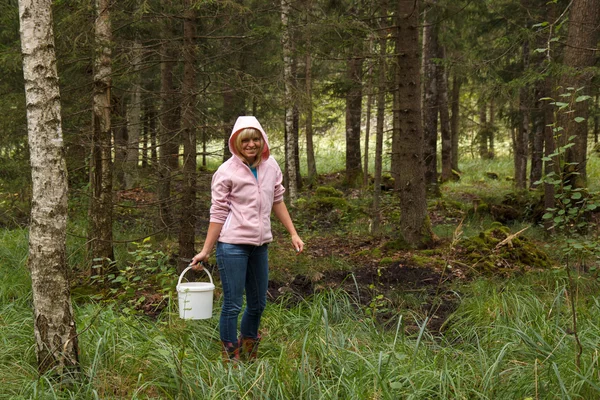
[91,238,177,315]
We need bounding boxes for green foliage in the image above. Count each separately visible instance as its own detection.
[91,238,176,315]
[536,88,600,263]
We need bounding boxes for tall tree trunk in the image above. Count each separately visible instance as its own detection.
[124,40,142,189]
[542,1,559,231]
[544,76,558,230]
[113,95,127,190]
[530,84,545,189]
[450,74,462,172]
[422,2,439,194]
[88,0,114,272]
[438,48,452,183]
[149,103,157,166]
[477,101,488,158]
[594,92,599,143]
[594,93,599,143]
[558,0,600,188]
[345,50,364,188]
[363,37,374,188]
[489,100,495,158]
[222,88,234,162]
[141,100,151,168]
[292,56,302,190]
[157,26,178,233]
[18,0,79,374]
[282,0,297,201]
[515,40,530,189]
[178,3,197,273]
[305,42,317,186]
[395,0,433,248]
[372,18,387,234]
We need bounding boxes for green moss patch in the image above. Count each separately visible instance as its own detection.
[457,223,553,275]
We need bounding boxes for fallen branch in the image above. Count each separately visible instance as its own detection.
[495,226,530,250]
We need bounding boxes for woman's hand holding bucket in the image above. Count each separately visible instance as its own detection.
[190,250,210,271]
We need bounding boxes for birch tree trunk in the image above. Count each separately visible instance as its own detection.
[395,0,433,248]
[282,0,297,201]
[18,0,79,374]
[88,0,114,272]
[178,2,197,273]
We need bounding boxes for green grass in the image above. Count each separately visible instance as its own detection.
[3,146,600,399]
[2,230,600,400]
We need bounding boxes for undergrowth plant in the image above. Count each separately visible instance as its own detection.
[91,238,176,314]
[537,88,600,258]
[536,87,600,370]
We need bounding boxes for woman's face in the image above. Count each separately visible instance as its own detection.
[240,135,262,163]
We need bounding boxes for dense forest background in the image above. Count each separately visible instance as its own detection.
[2,0,600,398]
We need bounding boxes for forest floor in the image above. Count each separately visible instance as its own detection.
[151,170,561,335]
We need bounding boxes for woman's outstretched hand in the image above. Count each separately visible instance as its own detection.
[292,234,304,253]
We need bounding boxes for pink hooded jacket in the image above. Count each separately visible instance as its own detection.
[210,116,285,246]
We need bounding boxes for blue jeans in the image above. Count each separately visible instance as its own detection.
[216,242,269,343]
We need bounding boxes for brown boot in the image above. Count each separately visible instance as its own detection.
[239,335,261,361]
[221,340,240,364]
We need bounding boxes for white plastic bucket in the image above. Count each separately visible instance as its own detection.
[177,266,215,320]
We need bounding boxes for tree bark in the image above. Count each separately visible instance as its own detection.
[124,40,142,189]
[88,0,114,273]
[18,0,79,374]
[363,37,374,188]
[305,41,317,186]
[515,40,530,189]
[345,50,364,188]
[372,16,387,234]
[395,0,433,248]
[558,0,600,188]
[178,3,197,273]
[113,95,127,190]
[594,93,599,143]
[157,22,178,233]
[282,0,298,201]
[450,74,462,172]
[530,83,545,189]
[292,56,302,190]
[477,101,489,158]
[437,47,452,184]
[421,2,439,194]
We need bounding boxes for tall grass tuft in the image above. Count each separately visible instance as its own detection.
[2,224,600,399]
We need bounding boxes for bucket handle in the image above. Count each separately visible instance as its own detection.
[178,265,214,287]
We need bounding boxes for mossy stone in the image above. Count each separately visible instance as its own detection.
[315,186,344,198]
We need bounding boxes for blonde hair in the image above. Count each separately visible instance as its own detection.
[234,128,264,167]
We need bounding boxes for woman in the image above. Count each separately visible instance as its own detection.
[190,116,304,362]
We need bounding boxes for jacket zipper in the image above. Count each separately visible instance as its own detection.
[256,165,263,245]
